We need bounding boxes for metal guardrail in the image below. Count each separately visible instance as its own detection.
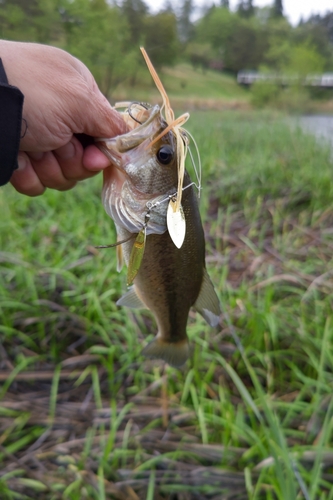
[237,71,333,88]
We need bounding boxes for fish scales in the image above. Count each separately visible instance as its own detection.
[128,172,204,339]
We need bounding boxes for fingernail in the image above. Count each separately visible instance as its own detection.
[55,141,76,160]
[17,155,26,170]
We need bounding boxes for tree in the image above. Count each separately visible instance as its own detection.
[293,13,333,70]
[120,0,148,45]
[0,2,32,41]
[272,0,283,18]
[195,6,269,73]
[284,43,326,76]
[236,1,246,17]
[224,17,267,72]
[144,11,179,69]
[237,0,254,19]
[245,0,254,17]
[0,0,63,43]
[62,0,134,96]
[220,0,229,8]
[33,0,63,43]
[195,6,236,55]
[262,17,292,71]
[185,42,214,71]
[178,0,194,43]
[161,1,175,13]
[263,38,292,71]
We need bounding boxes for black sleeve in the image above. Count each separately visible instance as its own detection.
[0,57,24,186]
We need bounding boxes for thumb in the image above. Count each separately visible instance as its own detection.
[80,90,129,139]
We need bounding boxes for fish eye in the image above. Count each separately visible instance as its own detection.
[156,145,174,165]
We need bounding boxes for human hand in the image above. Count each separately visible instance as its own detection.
[1,40,127,196]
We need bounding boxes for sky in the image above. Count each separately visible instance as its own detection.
[146,0,333,26]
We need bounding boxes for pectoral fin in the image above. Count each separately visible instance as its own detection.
[116,286,147,309]
[194,268,221,327]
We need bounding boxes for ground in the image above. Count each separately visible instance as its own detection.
[1,110,333,499]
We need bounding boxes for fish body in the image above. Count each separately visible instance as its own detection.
[97,104,220,367]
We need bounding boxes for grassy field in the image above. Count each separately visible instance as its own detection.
[112,63,250,108]
[1,110,333,499]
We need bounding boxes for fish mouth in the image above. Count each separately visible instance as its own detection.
[97,103,169,197]
[96,104,161,158]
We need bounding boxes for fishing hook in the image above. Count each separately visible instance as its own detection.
[128,101,150,125]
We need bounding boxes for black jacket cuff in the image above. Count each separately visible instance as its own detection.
[0,57,24,186]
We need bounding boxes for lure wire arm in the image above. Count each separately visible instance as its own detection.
[145,182,197,216]
[95,233,135,249]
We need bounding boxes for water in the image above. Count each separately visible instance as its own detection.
[297,115,333,148]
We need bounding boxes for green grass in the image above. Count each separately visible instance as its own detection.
[161,64,248,100]
[112,62,249,104]
[1,110,333,499]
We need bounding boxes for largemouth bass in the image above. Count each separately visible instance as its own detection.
[96,103,221,367]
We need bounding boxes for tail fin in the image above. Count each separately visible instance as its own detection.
[142,337,189,367]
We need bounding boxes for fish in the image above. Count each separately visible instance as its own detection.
[95,50,221,367]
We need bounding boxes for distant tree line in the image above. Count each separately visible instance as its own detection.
[1,0,333,95]
[190,0,333,76]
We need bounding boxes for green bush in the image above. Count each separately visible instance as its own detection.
[250,80,281,107]
[251,80,314,112]
[274,85,313,113]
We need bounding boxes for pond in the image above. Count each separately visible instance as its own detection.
[297,115,333,148]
